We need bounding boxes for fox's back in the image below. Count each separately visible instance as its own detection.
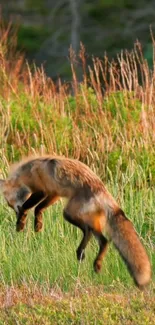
[9,156,105,197]
[48,157,104,192]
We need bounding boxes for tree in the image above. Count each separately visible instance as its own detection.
[69,0,81,53]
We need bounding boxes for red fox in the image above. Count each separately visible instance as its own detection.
[0,155,151,289]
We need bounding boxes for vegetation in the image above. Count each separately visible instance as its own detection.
[0,287,155,324]
[2,0,154,78]
[0,23,155,323]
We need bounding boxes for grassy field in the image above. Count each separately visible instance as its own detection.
[0,287,155,324]
[0,23,155,323]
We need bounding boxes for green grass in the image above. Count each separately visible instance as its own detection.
[0,174,154,291]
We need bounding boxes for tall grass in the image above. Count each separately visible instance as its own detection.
[1,28,155,174]
[0,22,154,292]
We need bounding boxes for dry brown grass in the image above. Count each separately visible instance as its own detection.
[0,23,155,167]
[0,284,155,324]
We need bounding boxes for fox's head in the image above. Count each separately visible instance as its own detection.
[0,178,30,214]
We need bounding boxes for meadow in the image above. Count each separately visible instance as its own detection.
[0,24,155,323]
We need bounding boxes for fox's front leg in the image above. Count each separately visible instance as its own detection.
[34,195,59,232]
[16,191,45,232]
[16,207,28,232]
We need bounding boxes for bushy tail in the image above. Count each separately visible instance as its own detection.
[107,208,151,289]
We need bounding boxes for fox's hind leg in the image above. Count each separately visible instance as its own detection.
[65,195,108,271]
[63,211,92,261]
[76,226,92,260]
[92,230,108,273]
[34,195,59,232]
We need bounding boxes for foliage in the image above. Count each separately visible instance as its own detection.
[0,33,155,183]
[2,0,153,79]
[103,91,142,123]
[17,26,49,53]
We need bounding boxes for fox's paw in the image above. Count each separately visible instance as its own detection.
[16,221,25,232]
[34,222,43,232]
[93,259,102,273]
[16,212,27,232]
[76,248,85,261]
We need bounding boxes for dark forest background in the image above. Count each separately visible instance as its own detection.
[1,0,155,80]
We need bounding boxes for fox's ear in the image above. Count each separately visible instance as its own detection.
[0,179,5,191]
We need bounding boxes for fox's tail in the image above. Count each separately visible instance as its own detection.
[106,208,151,289]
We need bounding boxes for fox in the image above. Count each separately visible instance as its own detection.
[0,155,151,289]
